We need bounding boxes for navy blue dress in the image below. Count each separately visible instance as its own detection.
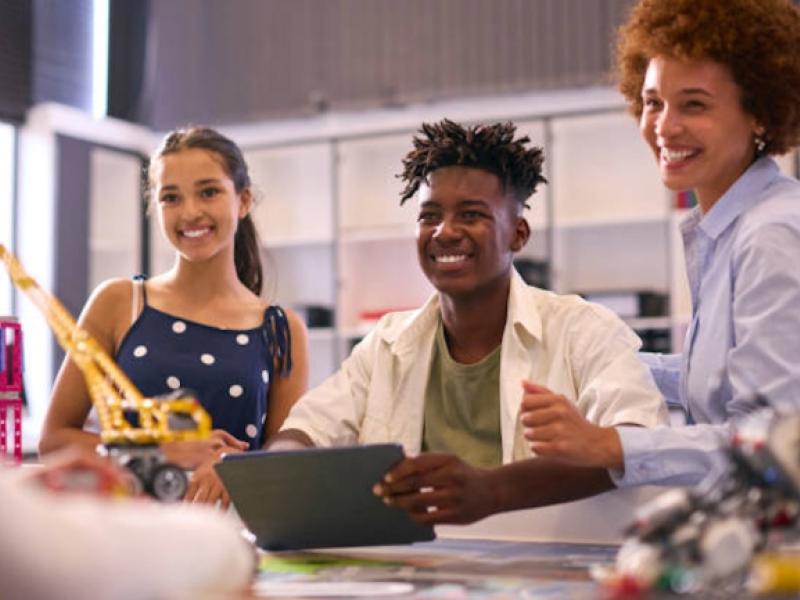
[116,280,291,449]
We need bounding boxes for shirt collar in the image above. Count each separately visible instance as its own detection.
[697,156,779,240]
[381,268,543,353]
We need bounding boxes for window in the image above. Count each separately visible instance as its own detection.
[0,122,15,315]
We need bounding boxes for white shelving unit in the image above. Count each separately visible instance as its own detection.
[236,106,681,384]
[15,94,799,432]
[237,102,799,383]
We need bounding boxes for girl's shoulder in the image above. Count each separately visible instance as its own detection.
[85,278,134,314]
[265,305,306,333]
[80,278,135,349]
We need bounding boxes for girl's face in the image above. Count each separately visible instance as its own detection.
[152,148,251,264]
[639,55,762,212]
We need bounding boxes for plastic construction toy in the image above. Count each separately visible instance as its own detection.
[0,244,211,501]
[0,317,23,464]
[600,407,800,597]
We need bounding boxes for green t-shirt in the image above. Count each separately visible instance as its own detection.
[421,320,502,468]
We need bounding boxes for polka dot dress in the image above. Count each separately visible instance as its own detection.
[116,285,291,450]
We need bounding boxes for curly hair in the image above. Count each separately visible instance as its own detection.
[398,119,547,207]
[616,0,800,155]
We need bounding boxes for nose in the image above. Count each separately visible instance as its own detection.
[655,104,682,141]
[179,196,203,220]
[432,215,461,241]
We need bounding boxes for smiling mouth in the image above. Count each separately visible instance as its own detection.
[660,147,700,164]
[180,226,213,239]
[433,254,469,264]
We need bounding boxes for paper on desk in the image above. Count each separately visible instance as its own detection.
[251,580,414,597]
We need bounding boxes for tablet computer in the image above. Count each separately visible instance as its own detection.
[215,444,436,551]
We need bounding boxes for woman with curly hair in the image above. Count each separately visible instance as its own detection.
[520,0,800,487]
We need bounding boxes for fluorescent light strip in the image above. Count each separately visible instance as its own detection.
[92,0,109,118]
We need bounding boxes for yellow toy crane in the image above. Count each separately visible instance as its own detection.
[0,244,211,501]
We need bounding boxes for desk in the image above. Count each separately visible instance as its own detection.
[253,537,613,598]
[251,537,791,599]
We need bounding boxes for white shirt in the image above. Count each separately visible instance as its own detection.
[282,271,667,463]
[0,470,255,600]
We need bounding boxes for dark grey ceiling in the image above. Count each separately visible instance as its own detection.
[110,0,634,129]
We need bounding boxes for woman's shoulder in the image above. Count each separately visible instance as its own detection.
[737,177,800,240]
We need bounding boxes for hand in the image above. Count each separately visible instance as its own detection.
[28,448,136,497]
[162,429,249,470]
[185,445,243,507]
[372,453,496,525]
[519,380,622,470]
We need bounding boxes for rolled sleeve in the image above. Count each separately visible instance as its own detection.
[572,307,668,429]
[612,423,732,488]
[280,332,376,448]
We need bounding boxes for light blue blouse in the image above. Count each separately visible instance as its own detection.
[615,157,800,487]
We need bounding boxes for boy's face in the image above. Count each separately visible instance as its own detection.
[415,166,529,301]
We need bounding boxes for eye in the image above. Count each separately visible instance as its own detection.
[158,192,178,205]
[200,186,221,199]
[684,100,707,112]
[643,97,663,110]
[461,210,489,222]
[417,211,440,224]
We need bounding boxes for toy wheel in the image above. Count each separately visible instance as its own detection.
[124,458,147,496]
[150,464,188,502]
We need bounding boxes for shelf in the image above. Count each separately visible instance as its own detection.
[623,316,670,330]
[306,327,336,342]
[264,237,333,250]
[340,325,374,339]
[554,214,670,230]
[340,225,416,244]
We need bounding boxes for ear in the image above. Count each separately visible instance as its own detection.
[511,217,530,252]
[238,188,253,219]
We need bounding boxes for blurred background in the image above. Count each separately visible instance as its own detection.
[1,0,798,452]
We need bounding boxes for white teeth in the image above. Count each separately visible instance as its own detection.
[183,228,210,238]
[661,148,697,162]
[435,254,467,263]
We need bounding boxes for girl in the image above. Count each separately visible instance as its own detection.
[40,127,309,503]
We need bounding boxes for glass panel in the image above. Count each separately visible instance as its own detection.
[0,123,15,315]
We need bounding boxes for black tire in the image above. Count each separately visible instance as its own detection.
[124,458,148,496]
[150,464,188,502]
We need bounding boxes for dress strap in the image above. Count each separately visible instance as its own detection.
[131,275,148,327]
[263,305,292,377]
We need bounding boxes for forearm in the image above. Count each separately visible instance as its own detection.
[487,458,615,514]
[265,428,315,450]
[38,426,101,457]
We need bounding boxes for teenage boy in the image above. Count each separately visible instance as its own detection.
[272,119,666,524]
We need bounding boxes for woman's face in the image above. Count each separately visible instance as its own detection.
[151,148,251,263]
[639,55,762,212]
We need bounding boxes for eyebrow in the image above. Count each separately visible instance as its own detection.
[195,178,223,186]
[642,87,713,98]
[158,178,223,191]
[419,199,490,209]
[458,199,490,208]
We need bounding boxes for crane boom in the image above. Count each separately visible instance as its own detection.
[0,244,210,446]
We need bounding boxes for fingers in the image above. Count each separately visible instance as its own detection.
[521,379,552,395]
[186,468,227,506]
[210,430,249,450]
[519,406,565,428]
[375,454,454,496]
